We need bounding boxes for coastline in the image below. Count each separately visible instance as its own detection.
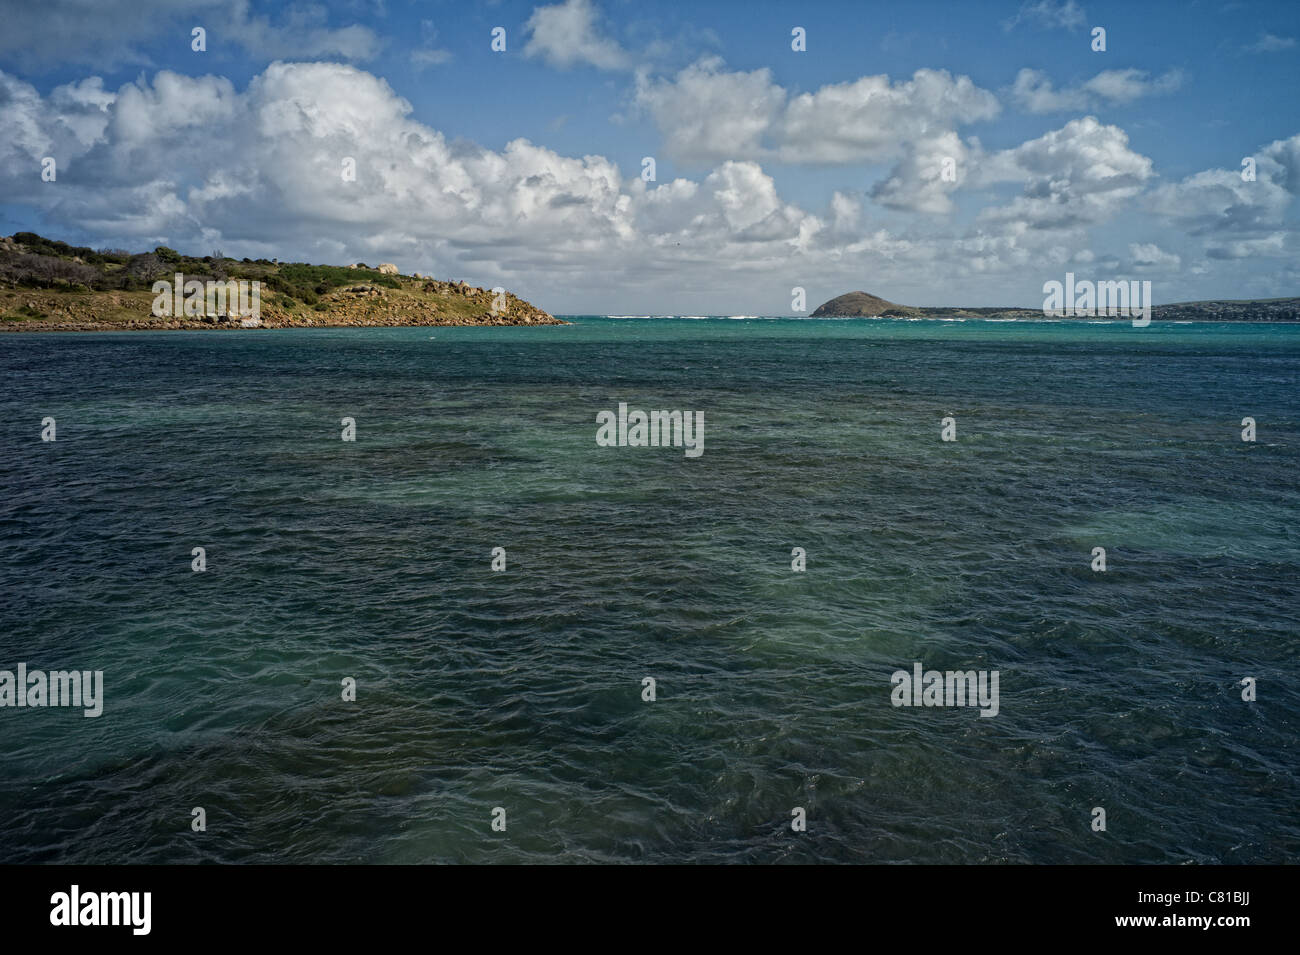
[0,234,565,331]
[0,281,567,332]
[0,313,570,332]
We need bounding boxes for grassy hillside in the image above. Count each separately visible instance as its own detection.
[0,233,562,330]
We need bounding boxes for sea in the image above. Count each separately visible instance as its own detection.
[1,316,1296,863]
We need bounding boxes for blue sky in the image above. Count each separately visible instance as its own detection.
[0,0,1297,313]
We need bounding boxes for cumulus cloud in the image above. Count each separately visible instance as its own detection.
[777,69,1000,164]
[1084,68,1184,103]
[633,61,1001,216]
[1009,70,1088,113]
[0,71,53,161]
[633,58,783,160]
[0,62,841,298]
[1129,242,1181,270]
[1010,68,1184,113]
[524,0,630,71]
[1205,233,1289,260]
[1146,133,1300,234]
[635,59,999,169]
[976,116,1154,229]
[870,131,973,214]
[46,77,117,146]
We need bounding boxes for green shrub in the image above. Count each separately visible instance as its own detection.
[279,263,363,289]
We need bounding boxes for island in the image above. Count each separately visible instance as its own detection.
[0,233,564,330]
[812,290,1300,323]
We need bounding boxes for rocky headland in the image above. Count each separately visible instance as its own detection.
[0,233,564,331]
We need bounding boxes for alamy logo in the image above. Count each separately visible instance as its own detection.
[0,663,103,717]
[50,885,150,935]
[890,662,999,717]
[152,273,261,323]
[596,402,704,457]
[1042,272,1152,327]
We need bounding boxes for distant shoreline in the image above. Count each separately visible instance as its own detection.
[810,289,1300,323]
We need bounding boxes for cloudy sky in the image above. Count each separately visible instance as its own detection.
[0,0,1297,314]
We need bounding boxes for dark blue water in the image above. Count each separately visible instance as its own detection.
[1,317,1296,863]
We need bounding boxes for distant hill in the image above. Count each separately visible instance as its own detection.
[811,291,922,317]
[0,232,562,330]
[811,289,1300,322]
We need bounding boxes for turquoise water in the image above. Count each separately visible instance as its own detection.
[0,317,1296,863]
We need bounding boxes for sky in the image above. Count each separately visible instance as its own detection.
[0,0,1297,314]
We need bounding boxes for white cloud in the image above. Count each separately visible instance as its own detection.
[1146,133,1300,234]
[1261,132,1300,195]
[46,77,117,147]
[1010,68,1184,113]
[523,0,630,71]
[1205,233,1289,259]
[1083,68,1184,103]
[777,69,999,164]
[411,48,453,69]
[633,58,783,161]
[828,191,862,234]
[1003,1,1087,32]
[870,131,973,214]
[977,116,1154,229]
[635,60,998,168]
[1245,33,1296,53]
[1129,242,1181,270]
[1009,69,1090,112]
[411,20,452,70]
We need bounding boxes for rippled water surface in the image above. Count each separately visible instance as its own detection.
[1,317,1296,863]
